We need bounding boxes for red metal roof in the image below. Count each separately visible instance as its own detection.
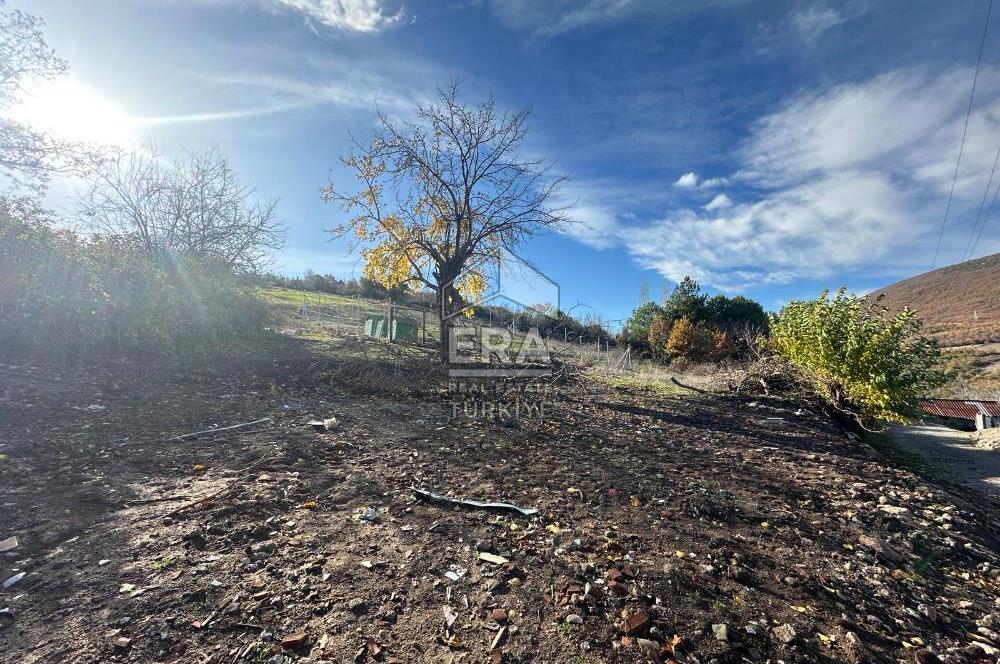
[919,399,1000,420]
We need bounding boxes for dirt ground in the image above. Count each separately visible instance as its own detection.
[2,341,1000,664]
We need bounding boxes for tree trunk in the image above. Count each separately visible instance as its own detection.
[436,284,449,364]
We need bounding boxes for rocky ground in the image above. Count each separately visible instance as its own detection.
[2,346,1000,664]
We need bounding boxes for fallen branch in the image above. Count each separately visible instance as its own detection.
[166,482,238,518]
[412,487,539,517]
[165,417,273,442]
[671,377,709,394]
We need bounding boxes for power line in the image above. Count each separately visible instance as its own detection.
[968,175,1000,260]
[931,0,994,268]
[962,144,1000,261]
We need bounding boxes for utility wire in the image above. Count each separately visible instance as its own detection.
[962,144,1000,261]
[968,176,1000,260]
[932,0,994,268]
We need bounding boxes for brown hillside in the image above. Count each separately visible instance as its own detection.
[870,253,1000,348]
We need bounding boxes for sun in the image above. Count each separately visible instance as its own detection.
[15,78,135,146]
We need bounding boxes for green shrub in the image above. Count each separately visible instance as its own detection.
[0,198,269,363]
[770,287,945,426]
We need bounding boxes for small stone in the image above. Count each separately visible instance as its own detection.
[840,631,867,664]
[490,626,507,650]
[566,614,584,625]
[622,609,651,635]
[913,649,943,664]
[773,623,797,644]
[490,608,508,624]
[348,598,367,615]
[712,623,729,642]
[280,631,308,649]
[2,573,24,589]
[859,535,904,564]
[478,552,509,565]
[878,505,911,520]
[635,638,659,658]
[918,603,937,622]
[114,637,131,651]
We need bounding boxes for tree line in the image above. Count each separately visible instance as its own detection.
[622,277,769,362]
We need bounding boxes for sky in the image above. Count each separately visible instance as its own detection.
[16,0,1000,324]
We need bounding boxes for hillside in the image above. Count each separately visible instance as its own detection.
[870,254,1000,396]
[870,253,1000,348]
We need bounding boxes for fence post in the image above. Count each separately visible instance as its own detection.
[388,298,395,343]
[422,308,427,345]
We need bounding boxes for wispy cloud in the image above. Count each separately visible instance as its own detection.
[560,66,1000,290]
[481,0,742,37]
[699,176,729,189]
[791,5,845,43]
[485,0,634,36]
[271,0,404,32]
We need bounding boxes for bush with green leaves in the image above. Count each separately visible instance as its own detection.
[770,287,945,426]
[0,197,269,363]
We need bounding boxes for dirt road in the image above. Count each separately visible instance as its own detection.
[891,422,1000,498]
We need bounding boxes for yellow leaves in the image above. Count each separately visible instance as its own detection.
[456,270,487,305]
[362,240,415,290]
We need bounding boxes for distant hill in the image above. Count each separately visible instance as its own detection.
[870,253,1000,348]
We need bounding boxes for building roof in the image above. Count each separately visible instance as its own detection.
[919,399,1000,421]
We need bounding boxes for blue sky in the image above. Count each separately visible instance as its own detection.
[21,0,1000,324]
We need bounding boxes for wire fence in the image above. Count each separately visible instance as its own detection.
[294,289,634,373]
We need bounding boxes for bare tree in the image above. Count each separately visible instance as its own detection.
[0,2,92,193]
[325,83,568,362]
[83,147,284,273]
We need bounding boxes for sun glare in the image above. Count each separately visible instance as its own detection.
[15,78,135,146]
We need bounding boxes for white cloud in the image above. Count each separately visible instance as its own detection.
[703,193,732,210]
[560,67,1000,290]
[272,0,403,32]
[482,0,739,37]
[792,5,845,43]
[485,0,635,36]
[674,171,699,188]
[553,184,623,249]
[699,176,728,189]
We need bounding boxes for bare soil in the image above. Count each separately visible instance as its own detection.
[2,344,1000,664]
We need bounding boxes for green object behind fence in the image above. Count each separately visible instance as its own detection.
[364,315,419,341]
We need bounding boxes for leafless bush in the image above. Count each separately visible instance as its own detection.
[711,355,812,399]
[82,147,284,273]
